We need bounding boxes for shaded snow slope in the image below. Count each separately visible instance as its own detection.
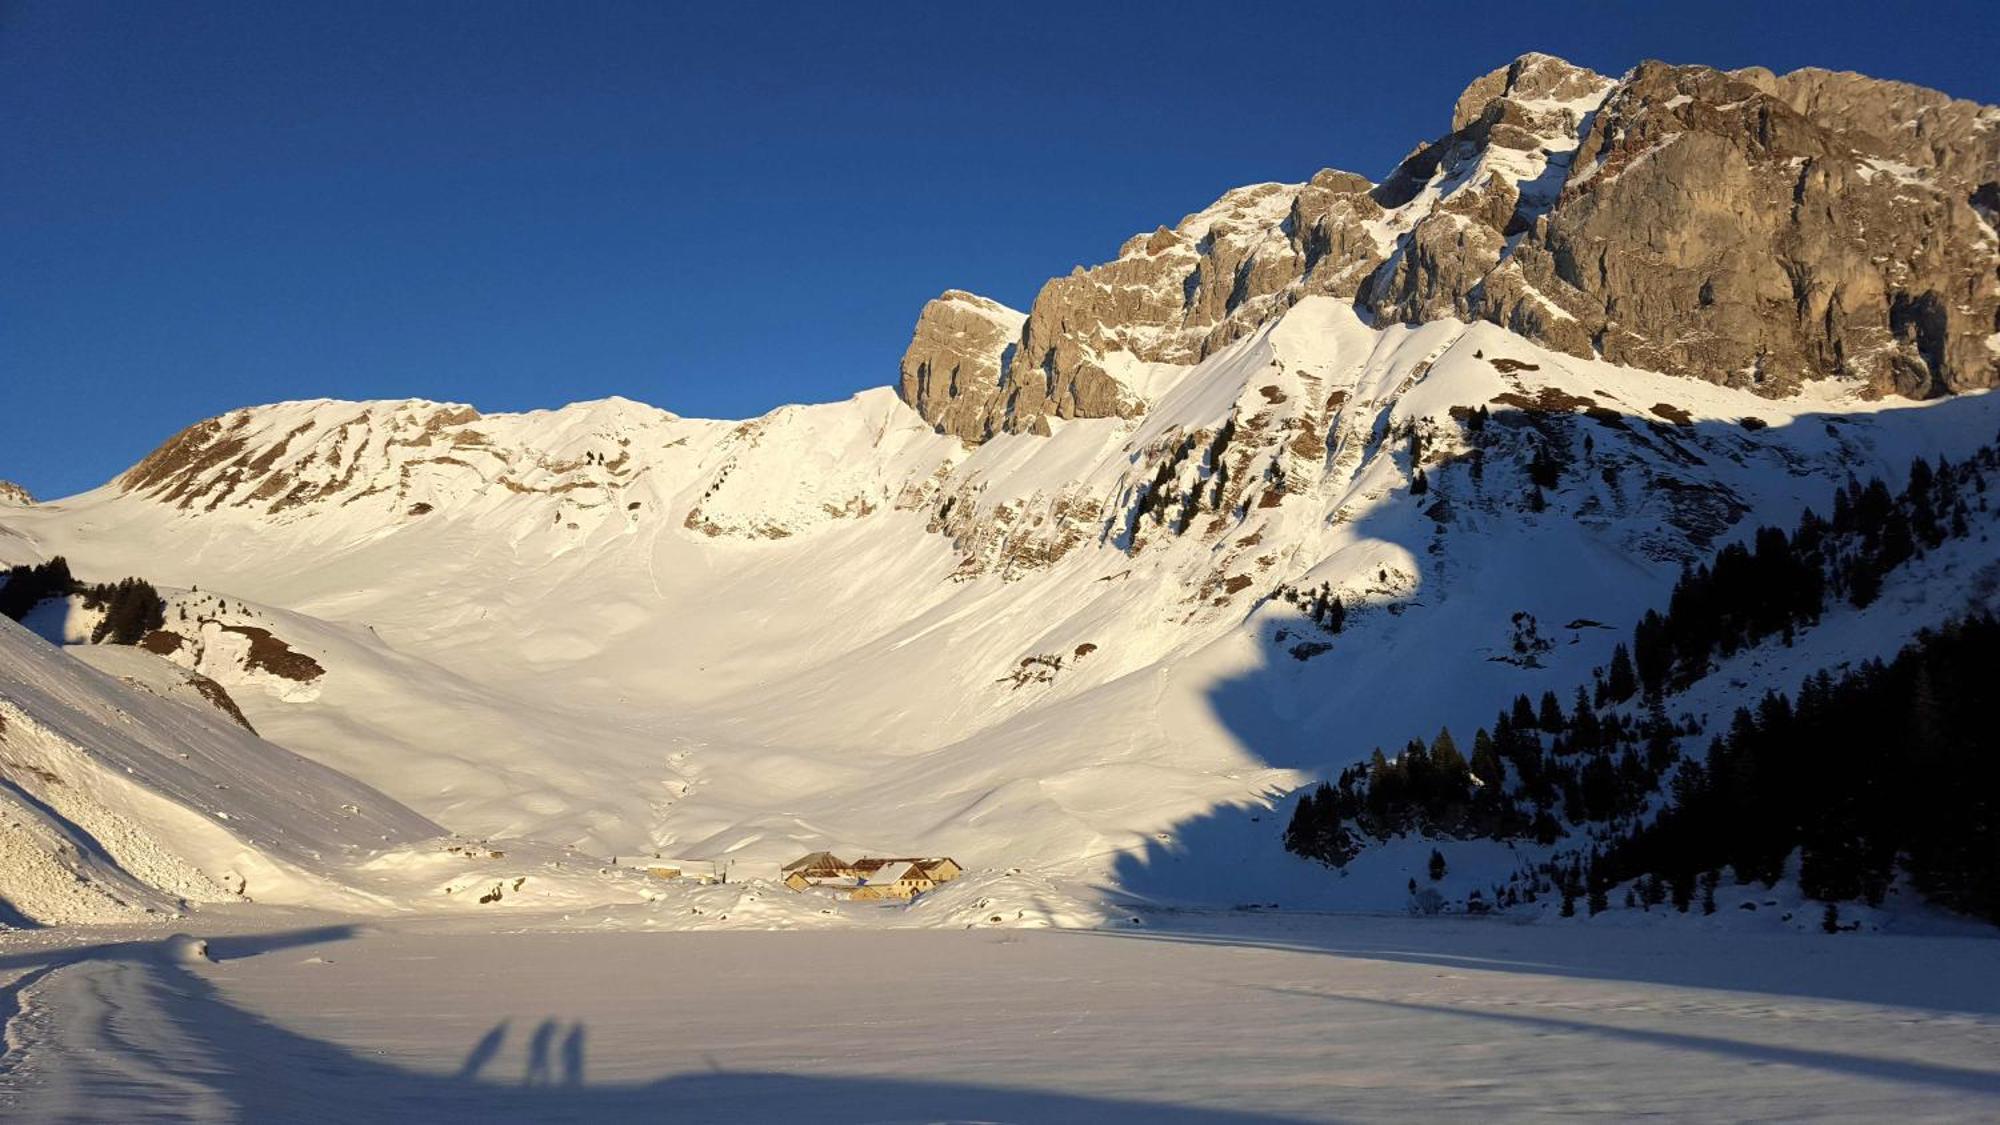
[1116,487,2000,919]
[9,300,2000,911]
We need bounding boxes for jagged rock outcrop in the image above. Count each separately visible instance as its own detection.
[898,52,1999,440]
[1501,61,2000,396]
[1739,66,2000,185]
[896,291,1025,443]
[898,177,1389,443]
[0,480,33,506]
[1362,54,1614,337]
[984,182,1312,438]
[1450,52,1615,133]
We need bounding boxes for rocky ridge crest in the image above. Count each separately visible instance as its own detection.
[899,53,2000,441]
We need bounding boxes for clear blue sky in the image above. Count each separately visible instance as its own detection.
[5,1,1997,498]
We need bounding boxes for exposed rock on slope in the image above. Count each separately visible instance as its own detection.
[0,480,32,506]
[70,643,260,732]
[106,392,952,545]
[898,52,2000,441]
[907,178,1375,442]
[897,291,1026,443]
[1740,65,2000,185]
[1508,60,1999,397]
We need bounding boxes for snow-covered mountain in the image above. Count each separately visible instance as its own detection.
[3,52,1997,922]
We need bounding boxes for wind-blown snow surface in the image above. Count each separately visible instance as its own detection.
[1,912,1997,1122]
[8,299,2000,915]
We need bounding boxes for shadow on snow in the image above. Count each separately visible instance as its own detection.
[1108,393,2000,974]
[1062,923,2000,1019]
[0,929,1314,1124]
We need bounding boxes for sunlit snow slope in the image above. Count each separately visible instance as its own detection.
[0,613,442,922]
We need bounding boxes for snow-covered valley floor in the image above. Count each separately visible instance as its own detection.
[3,910,1997,1122]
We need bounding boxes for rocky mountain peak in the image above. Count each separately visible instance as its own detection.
[1523,58,1999,395]
[0,480,33,506]
[1450,52,1613,132]
[118,399,481,511]
[896,52,1999,443]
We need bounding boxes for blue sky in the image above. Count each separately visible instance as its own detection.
[5,1,1997,498]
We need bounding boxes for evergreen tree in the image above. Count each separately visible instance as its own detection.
[1427,848,1447,882]
[1283,788,1317,856]
[1510,695,1537,731]
[1538,691,1565,733]
[1527,443,1561,489]
[1431,728,1466,782]
[1606,643,1638,703]
[1273,439,2000,922]
[0,557,77,621]
[86,578,166,646]
[1469,728,1504,787]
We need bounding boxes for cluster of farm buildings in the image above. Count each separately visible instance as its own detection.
[781,852,963,900]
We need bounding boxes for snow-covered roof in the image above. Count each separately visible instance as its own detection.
[865,863,929,885]
[783,851,850,873]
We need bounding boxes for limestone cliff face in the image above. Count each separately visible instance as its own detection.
[898,175,1390,443]
[896,291,1026,443]
[1503,61,2000,396]
[1361,54,1614,338]
[1740,66,2000,185]
[897,52,1999,441]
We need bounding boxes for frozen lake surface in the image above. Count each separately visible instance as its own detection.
[4,910,1998,1122]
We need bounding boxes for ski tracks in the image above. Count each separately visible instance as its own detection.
[1,952,234,1122]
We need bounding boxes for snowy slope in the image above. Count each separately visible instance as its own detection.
[0,615,689,924]
[10,298,2000,921]
[0,614,436,922]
